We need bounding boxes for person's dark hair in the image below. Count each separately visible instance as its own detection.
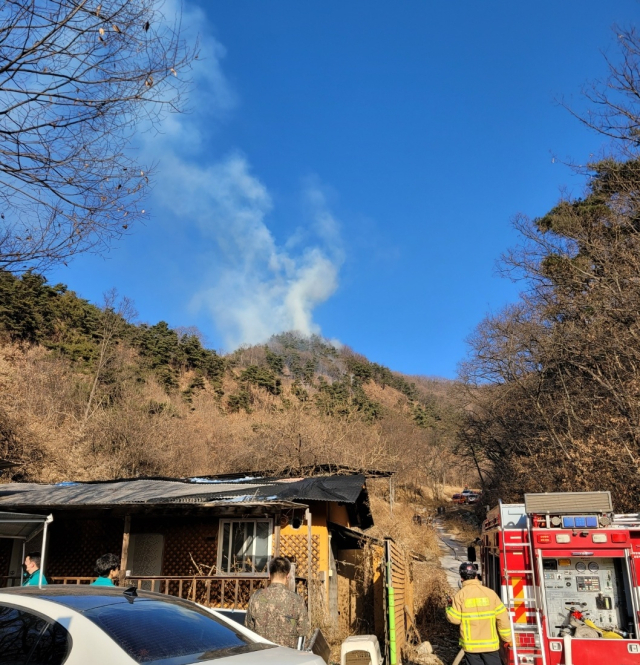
[95,553,121,577]
[25,552,41,568]
[459,561,478,580]
[269,556,291,578]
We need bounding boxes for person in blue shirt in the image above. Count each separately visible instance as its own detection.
[91,553,121,586]
[23,551,48,586]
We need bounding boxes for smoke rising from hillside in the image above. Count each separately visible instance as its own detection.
[145,2,343,350]
[163,152,343,348]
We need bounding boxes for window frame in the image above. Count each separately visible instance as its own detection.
[216,518,273,577]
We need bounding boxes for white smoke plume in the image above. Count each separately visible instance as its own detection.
[157,153,343,348]
[145,3,344,349]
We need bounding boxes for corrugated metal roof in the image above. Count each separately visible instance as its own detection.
[0,474,367,508]
[0,511,52,540]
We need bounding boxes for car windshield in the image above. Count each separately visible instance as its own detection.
[82,599,275,664]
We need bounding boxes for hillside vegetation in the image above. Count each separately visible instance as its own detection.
[459,159,640,512]
[454,29,640,514]
[0,271,463,486]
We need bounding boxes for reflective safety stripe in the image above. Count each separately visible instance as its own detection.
[463,637,500,646]
[465,596,490,608]
[459,614,500,652]
[460,638,500,652]
[462,610,501,619]
[447,607,463,620]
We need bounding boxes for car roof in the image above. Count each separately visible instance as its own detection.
[0,585,201,612]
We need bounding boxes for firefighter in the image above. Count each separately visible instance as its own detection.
[446,562,511,665]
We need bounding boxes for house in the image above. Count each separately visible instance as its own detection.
[0,471,414,654]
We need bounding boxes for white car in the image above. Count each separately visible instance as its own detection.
[0,585,324,665]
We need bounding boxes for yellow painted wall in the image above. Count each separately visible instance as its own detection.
[279,503,330,575]
[328,502,350,527]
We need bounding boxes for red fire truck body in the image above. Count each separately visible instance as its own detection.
[481,492,640,665]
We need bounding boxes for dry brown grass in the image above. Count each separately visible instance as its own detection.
[440,506,482,544]
[0,341,463,486]
[367,492,440,562]
[411,563,460,664]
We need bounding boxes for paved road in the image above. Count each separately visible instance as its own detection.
[435,519,468,589]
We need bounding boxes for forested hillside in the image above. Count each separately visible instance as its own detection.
[454,30,640,513]
[459,159,640,512]
[0,270,462,486]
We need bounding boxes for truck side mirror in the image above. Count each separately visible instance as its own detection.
[467,545,477,563]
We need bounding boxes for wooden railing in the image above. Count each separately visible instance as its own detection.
[0,576,23,587]
[1,574,307,612]
[6,575,271,610]
[51,577,95,584]
[0,576,97,587]
[123,576,269,609]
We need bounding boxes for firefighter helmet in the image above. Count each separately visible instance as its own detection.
[459,562,478,579]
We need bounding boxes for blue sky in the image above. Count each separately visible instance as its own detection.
[47,0,638,378]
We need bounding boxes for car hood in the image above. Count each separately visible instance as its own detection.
[208,646,324,664]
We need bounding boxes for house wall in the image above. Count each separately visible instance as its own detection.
[46,516,123,578]
[42,514,248,579]
[337,548,360,635]
[130,516,219,576]
[0,538,13,582]
[15,504,345,612]
[328,502,350,526]
[279,506,329,572]
[335,545,386,643]
[42,510,325,579]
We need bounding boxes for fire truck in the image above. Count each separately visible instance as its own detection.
[479,491,640,665]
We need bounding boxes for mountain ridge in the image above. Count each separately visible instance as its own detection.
[0,270,463,489]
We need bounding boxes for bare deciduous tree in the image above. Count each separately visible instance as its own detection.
[564,27,640,155]
[459,160,640,510]
[0,0,195,271]
[83,289,136,425]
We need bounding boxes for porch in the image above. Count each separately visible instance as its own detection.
[48,574,270,610]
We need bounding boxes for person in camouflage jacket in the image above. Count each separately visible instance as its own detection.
[246,556,310,649]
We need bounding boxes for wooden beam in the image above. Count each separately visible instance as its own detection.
[306,508,313,621]
[273,511,281,557]
[119,514,131,586]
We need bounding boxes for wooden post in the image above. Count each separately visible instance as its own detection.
[274,511,281,557]
[288,562,296,592]
[119,515,131,586]
[306,508,313,621]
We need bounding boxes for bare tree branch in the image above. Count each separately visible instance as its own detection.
[561,27,640,156]
[0,0,196,271]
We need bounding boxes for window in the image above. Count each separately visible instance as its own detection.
[0,604,70,665]
[218,520,271,575]
[83,599,275,664]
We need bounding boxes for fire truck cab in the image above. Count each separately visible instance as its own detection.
[481,491,640,665]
